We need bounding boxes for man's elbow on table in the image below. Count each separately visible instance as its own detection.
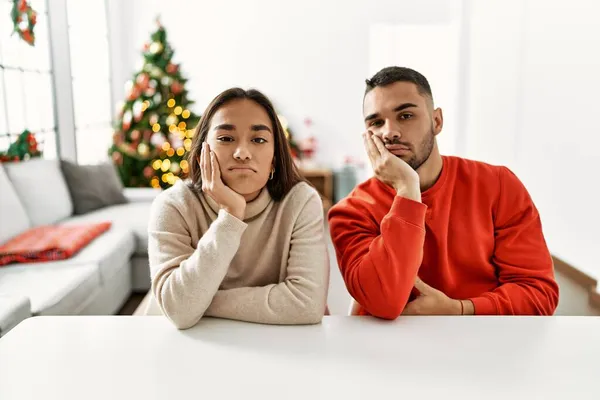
[357,296,405,320]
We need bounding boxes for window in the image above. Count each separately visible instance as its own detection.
[0,0,57,158]
[66,0,112,164]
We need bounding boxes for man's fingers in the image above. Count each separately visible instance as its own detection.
[371,134,388,155]
[363,131,381,171]
[414,277,434,294]
[401,299,421,315]
[365,131,381,158]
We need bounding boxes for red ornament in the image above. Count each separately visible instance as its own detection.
[171,81,183,95]
[166,63,178,74]
[22,29,33,45]
[18,0,27,12]
[127,86,141,101]
[143,166,154,178]
[136,73,150,90]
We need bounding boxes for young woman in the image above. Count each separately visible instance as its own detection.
[146,88,329,329]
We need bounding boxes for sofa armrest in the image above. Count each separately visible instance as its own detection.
[0,295,31,337]
[123,188,162,203]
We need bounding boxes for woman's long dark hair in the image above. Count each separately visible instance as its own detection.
[187,88,306,201]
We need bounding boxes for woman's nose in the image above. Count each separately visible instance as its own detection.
[233,144,251,160]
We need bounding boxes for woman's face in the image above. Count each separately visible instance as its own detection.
[206,99,275,200]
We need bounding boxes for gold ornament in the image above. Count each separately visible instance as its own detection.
[137,143,149,157]
[149,42,163,54]
[166,114,178,126]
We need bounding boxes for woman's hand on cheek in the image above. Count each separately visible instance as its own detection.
[200,142,246,220]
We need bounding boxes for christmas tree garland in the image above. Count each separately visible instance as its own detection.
[11,0,37,46]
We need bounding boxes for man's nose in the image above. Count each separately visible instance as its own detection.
[381,121,402,142]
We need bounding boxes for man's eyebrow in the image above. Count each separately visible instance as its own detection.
[364,103,419,122]
[364,113,379,122]
[393,103,418,112]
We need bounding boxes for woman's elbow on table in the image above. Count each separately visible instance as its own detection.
[159,302,204,330]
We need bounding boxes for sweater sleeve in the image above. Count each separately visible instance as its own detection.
[148,196,247,329]
[204,190,329,325]
[328,194,427,319]
[469,167,559,315]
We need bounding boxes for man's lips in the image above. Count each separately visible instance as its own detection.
[385,144,411,151]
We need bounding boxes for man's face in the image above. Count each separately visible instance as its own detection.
[363,81,442,170]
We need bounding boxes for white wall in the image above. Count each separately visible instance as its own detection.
[107,0,463,169]
[465,0,600,282]
[107,0,599,282]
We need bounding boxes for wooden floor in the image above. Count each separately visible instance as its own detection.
[117,292,147,315]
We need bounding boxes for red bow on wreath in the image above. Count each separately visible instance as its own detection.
[11,0,37,46]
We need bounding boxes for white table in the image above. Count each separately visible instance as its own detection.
[0,316,599,399]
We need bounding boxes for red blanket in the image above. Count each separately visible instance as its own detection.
[0,222,111,266]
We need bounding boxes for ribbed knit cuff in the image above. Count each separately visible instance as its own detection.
[389,196,427,228]
[217,209,248,234]
[469,295,497,315]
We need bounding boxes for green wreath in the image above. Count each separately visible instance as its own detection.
[11,0,37,46]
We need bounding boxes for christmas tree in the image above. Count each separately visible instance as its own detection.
[109,18,200,189]
[0,130,41,162]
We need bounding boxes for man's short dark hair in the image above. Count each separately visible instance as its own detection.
[365,66,433,102]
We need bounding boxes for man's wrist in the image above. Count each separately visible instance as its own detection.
[395,184,421,202]
[459,299,475,315]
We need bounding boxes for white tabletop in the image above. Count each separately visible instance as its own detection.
[0,316,599,400]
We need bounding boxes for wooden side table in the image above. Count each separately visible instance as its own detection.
[299,167,333,212]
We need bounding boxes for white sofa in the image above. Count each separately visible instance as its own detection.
[0,159,159,336]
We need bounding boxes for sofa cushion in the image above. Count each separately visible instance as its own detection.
[0,263,100,315]
[0,164,31,244]
[60,160,128,215]
[63,202,151,256]
[3,159,73,226]
[0,295,31,337]
[0,226,135,288]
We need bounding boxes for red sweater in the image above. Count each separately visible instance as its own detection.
[328,156,558,318]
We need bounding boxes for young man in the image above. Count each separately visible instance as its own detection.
[328,66,558,318]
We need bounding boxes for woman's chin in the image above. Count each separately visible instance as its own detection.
[226,182,266,200]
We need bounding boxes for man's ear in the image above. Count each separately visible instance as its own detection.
[432,108,444,136]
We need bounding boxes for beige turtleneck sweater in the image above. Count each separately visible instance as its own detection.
[146,180,330,329]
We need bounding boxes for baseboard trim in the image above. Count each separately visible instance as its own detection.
[552,255,600,311]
